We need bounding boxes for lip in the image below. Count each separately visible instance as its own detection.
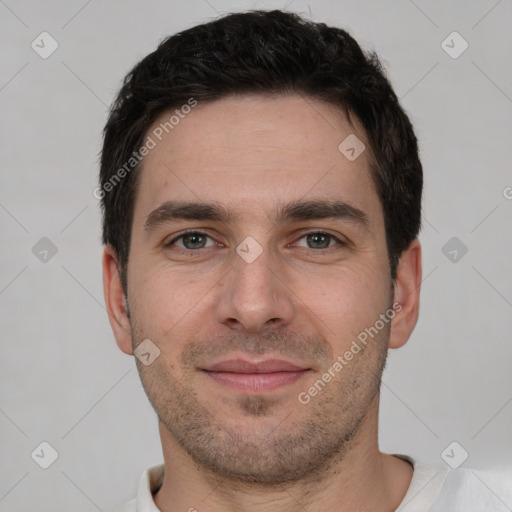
[203,358,309,373]
[200,358,311,392]
[204,370,309,392]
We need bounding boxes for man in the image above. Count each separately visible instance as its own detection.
[98,9,495,512]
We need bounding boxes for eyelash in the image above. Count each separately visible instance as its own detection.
[164,229,346,255]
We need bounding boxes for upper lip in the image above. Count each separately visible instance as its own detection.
[202,358,310,373]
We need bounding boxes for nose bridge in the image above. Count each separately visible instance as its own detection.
[215,236,294,331]
[234,240,276,299]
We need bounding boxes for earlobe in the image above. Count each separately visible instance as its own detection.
[102,245,134,355]
[388,239,422,349]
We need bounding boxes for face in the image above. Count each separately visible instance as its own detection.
[118,94,398,484]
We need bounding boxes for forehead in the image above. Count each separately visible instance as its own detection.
[133,94,382,229]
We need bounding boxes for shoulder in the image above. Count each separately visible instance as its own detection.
[431,467,512,511]
[392,454,512,512]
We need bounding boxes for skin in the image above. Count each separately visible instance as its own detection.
[103,94,422,512]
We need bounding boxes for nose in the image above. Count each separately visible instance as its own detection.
[215,245,296,333]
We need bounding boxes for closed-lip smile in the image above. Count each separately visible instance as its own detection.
[200,358,311,392]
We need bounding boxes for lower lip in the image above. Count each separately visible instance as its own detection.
[203,370,309,392]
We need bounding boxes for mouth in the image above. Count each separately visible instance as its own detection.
[200,358,312,393]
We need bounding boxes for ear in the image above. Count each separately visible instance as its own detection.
[102,245,133,355]
[388,238,422,349]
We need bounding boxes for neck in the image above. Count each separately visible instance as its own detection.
[153,397,413,512]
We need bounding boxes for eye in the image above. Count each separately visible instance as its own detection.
[294,231,344,250]
[165,231,216,251]
[163,230,346,255]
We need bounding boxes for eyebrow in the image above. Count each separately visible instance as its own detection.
[144,199,371,233]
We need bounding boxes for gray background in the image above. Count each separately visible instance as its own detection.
[1,0,511,510]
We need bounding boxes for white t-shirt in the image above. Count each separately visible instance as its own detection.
[115,454,511,511]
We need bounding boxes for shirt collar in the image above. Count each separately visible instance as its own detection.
[135,456,449,511]
[136,464,165,511]
[392,454,449,511]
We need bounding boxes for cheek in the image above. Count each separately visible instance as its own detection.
[130,265,215,349]
[299,264,390,346]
